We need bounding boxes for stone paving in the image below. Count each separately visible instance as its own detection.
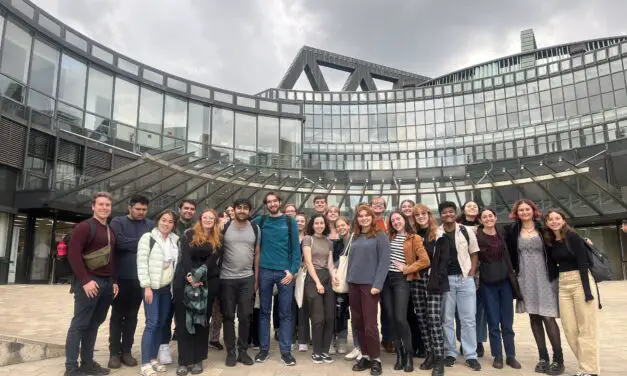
[0,282,625,376]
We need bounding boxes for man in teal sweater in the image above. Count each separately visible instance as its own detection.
[253,192,300,366]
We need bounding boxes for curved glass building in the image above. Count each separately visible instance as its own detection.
[0,0,626,283]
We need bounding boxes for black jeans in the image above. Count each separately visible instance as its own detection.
[65,276,114,370]
[305,269,335,354]
[381,271,412,352]
[109,278,143,356]
[220,276,255,352]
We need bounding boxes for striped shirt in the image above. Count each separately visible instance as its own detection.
[389,234,406,272]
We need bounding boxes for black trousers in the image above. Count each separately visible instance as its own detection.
[408,297,426,354]
[305,269,335,354]
[249,306,260,347]
[174,277,219,366]
[381,271,413,352]
[109,278,143,355]
[220,276,255,352]
[65,276,114,370]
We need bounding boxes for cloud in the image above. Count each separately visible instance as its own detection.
[32,0,627,94]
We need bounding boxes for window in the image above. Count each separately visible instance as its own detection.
[1,21,32,83]
[113,78,138,126]
[257,116,279,153]
[138,87,163,132]
[58,54,87,107]
[187,102,210,144]
[86,68,113,117]
[162,95,187,139]
[29,39,59,97]
[234,112,256,151]
[212,108,234,147]
[280,118,301,156]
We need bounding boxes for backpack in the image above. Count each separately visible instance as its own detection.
[257,215,294,265]
[566,235,612,283]
[459,225,470,244]
[57,219,97,279]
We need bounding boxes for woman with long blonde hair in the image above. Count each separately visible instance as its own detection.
[173,208,222,375]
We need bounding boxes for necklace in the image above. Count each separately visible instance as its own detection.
[521,225,535,235]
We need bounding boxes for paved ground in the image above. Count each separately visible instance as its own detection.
[0,282,625,376]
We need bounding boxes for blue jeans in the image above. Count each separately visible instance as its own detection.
[476,292,488,343]
[481,281,515,358]
[141,286,172,364]
[443,275,477,359]
[259,268,294,354]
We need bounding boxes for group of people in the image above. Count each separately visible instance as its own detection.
[62,191,603,376]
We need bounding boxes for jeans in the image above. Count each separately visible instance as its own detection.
[443,275,477,360]
[141,286,172,364]
[109,278,143,356]
[65,276,114,370]
[349,283,380,359]
[259,268,294,354]
[305,269,335,354]
[455,293,487,343]
[220,276,255,351]
[161,301,175,344]
[480,280,515,358]
[380,301,390,342]
[381,272,412,352]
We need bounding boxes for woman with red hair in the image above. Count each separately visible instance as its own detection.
[504,199,564,375]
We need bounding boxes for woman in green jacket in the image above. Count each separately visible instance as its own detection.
[137,210,179,376]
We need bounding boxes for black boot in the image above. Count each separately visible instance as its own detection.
[404,348,414,372]
[225,348,237,367]
[394,344,405,371]
[546,349,565,375]
[420,352,434,370]
[431,357,445,376]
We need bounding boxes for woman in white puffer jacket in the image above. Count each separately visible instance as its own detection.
[137,209,180,376]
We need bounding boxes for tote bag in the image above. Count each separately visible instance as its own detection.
[333,234,354,294]
[294,266,307,308]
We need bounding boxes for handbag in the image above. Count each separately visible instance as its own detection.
[82,225,111,271]
[333,233,353,294]
[294,266,307,308]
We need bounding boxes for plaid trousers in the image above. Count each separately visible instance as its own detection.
[410,276,444,357]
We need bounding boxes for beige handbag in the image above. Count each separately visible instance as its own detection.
[332,234,353,294]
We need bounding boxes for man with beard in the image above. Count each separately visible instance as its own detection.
[176,199,196,236]
[253,192,300,366]
[220,198,259,367]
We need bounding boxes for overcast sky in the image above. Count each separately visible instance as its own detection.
[32,0,627,94]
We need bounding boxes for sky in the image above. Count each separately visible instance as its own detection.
[32,0,627,94]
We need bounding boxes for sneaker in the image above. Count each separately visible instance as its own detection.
[255,350,270,363]
[493,356,504,369]
[546,361,565,375]
[444,356,456,367]
[190,362,203,375]
[64,367,86,376]
[345,347,361,361]
[158,344,173,365]
[209,341,224,350]
[337,342,347,354]
[225,350,237,367]
[311,353,324,364]
[320,353,334,364]
[535,359,550,373]
[329,345,337,355]
[80,360,110,375]
[121,353,138,367]
[505,356,521,369]
[107,355,121,369]
[140,364,157,376]
[175,366,188,376]
[466,359,482,371]
[237,351,254,366]
[281,352,297,366]
[298,344,309,352]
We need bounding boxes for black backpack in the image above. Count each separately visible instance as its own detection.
[566,235,613,283]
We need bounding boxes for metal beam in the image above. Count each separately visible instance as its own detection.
[432,179,440,208]
[448,177,463,210]
[561,159,627,211]
[52,158,148,201]
[336,180,352,211]
[281,177,309,209]
[502,169,527,199]
[111,169,179,208]
[542,163,605,216]
[484,174,511,213]
[214,171,261,210]
[245,174,277,200]
[356,180,370,207]
[519,166,575,218]
[194,168,250,207]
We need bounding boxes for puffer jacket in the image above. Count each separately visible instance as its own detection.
[137,228,180,289]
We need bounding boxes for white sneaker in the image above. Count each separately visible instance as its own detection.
[157,344,173,365]
[337,342,347,354]
[344,347,361,361]
[328,345,336,355]
[298,344,308,352]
